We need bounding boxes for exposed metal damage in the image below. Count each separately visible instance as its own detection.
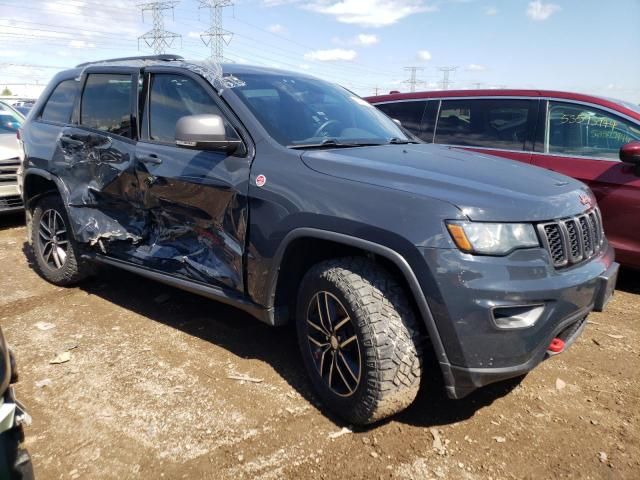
[49,58,248,291]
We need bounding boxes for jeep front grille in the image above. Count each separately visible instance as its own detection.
[538,207,604,268]
[0,157,20,185]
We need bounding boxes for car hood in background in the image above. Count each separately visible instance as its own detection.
[301,143,594,223]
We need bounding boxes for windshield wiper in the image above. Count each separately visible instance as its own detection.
[387,137,419,145]
[288,138,383,149]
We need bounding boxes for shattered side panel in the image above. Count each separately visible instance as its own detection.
[118,142,249,291]
[37,60,250,293]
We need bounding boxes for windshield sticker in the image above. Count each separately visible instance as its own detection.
[560,113,617,130]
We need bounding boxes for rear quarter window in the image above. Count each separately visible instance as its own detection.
[40,79,79,124]
[375,100,439,142]
[376,101,426,134]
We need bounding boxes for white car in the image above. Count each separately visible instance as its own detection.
[0,101,24,215]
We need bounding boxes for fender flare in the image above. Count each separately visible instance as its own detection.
[266,227,455,387]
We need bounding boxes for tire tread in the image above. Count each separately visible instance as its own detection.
[298,257,423,424]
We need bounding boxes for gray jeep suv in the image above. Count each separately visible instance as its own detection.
[18,55,618,424]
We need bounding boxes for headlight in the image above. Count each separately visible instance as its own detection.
[446,221,539,255]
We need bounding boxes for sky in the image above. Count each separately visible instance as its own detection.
[0,0,639,102]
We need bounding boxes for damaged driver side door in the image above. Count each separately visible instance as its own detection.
[131,69,251,293]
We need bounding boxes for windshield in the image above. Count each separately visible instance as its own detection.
[616,100,640,115]
[0,102,24,134]
[229,73,410,147]
[599,96,640,116]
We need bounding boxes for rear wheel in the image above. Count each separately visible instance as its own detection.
[30,195,93,286]
[296,257,423,425]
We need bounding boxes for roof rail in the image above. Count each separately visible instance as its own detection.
[76,54,184,68]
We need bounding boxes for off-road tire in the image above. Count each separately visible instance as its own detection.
[296,257,423,425]
[30,195,93,286]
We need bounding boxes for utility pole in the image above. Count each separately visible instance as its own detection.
[472,82,484,89]
[138,1,181,55]
[437,66,457,90]
[373,86,380,96]
[403,66,424,93]
[198,0,234,80]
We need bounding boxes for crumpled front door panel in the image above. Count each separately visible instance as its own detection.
[120,142,249,292]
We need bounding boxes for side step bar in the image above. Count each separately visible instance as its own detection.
[86,254,272,325]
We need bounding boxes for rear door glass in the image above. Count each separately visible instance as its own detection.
[40,80,79,124]
[546,101,640,159]
[80,73,132,137]
[435,99,532,150]
[376,101,426,136]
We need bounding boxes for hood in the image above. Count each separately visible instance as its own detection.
[301,144,594,222]
[0,134,19,161]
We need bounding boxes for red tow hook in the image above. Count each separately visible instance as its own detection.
[547,337,565,355]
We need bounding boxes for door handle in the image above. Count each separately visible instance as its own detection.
[137,154,162,165]
[59,135,84,147]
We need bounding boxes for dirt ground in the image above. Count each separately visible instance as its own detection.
[0,213,638,480]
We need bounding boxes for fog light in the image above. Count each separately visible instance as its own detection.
[492,304,544,329]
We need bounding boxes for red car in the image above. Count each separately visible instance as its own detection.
[366,90,640,269]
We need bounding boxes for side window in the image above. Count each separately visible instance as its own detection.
[546,101,640,159]
[376,101,427,137]
[80,73,132,137]
[144,73,237,143]
[40,80,79,124]
[435,99,532,150]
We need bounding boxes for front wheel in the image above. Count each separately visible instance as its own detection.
[30,195,93,286]
[296,257,423,425]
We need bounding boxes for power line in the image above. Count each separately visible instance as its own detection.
[438,66,457,90]
[138,1,181,55]
[226,16,400,78]
[403,67,424,93]
[197,0,233,79]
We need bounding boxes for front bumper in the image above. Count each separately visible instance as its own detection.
[419,243,618,398]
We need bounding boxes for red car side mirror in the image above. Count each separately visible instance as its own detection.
[620,142,640,176]
[620,141,640,164]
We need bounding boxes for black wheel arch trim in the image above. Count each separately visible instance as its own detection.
[22,168,76,243]
[22,168,72,210]
[265,227,455,388]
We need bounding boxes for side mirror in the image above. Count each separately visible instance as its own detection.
[175,114,242,154]
[620,141,640,175]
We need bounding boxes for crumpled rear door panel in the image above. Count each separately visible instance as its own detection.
[53,126,146,245]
